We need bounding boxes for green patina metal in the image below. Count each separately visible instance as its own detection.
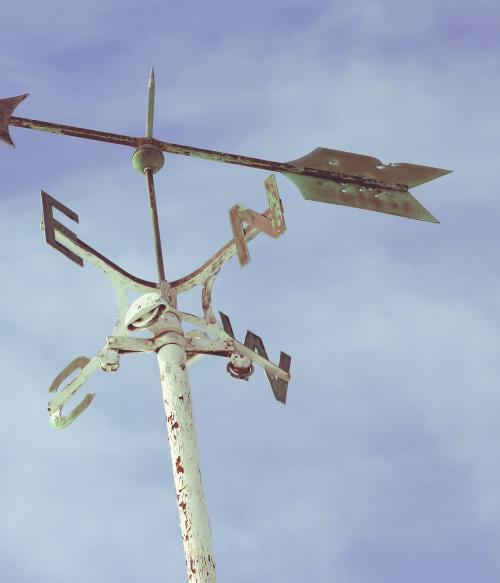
[285,172,440,223]
[230,174,286,266]
[265,174,285,234]
[28,124,62,134]
[146,68,155,139]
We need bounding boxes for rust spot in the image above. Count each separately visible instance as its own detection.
[167,414,179,431]
[179,395,184,401]
[179,501,187,510]
[176,456,185,473]
[190,558,196,574]
[181,363,186,371]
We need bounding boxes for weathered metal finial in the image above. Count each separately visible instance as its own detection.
[131,68,164,175]
[146,67,155,139]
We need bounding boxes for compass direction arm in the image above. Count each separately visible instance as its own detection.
[171,209,272,294]
[149,141,449,222]
[41,190,157,339]
[41,191,155,290]
[178,310,291,401]
[171,176,285,293]
[219,311,291,403]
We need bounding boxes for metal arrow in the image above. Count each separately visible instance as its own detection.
[0,89,450,222]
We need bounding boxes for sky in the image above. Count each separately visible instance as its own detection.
[1,0,500,581]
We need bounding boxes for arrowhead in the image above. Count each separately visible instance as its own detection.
[0,94,28,147]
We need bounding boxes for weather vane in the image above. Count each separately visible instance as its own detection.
[1,70,450,582]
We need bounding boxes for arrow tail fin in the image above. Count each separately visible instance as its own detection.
[284,172,439,223]
[0,94,28,147]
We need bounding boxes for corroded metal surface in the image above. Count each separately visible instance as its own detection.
[229,174,286,266]
[171,216,266,294]
[285,172,439,222]
[3,93,449,222]
[132,145,165,174]
[42,188,290,427]
[156,311,216,583]
[180,310,291,391]
[9,114,139,147]
[220,311,290,403]
[144,168,166,282]
[48,356,95,429]
[0,94,28,146]
[285,148,450,222]
[288,147,450,188]
[41,190,83,266]
[146,68,155,139]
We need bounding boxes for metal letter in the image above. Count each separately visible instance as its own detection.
[229,174,286,267]
[244,331,291,404]
[48,356,95,429]
[41,190,83,266]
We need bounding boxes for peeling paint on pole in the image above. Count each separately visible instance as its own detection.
[156,311,216,582]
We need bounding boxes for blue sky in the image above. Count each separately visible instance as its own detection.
[1,1,500,581]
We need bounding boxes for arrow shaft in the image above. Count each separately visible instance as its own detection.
[10,115,139,148]
[154,140,408,192]
[9,115,407,192]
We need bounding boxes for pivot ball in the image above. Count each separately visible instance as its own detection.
[132,145,165,174]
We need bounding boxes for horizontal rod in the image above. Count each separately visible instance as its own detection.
[9,115,407,192]
[10,116,139,148]
[151,141,408,192]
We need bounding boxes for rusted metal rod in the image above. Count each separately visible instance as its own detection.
[8,115,407,192]
[144,168,166,282]
[9,115,139,148]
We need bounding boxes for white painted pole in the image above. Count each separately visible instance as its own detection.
[156,310,217,582]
